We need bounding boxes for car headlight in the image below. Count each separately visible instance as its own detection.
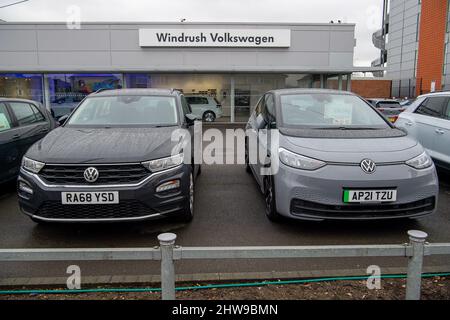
[279,148,326,171]
[142,153,184,172]
[21,157,45,173]
[406,152,433,169]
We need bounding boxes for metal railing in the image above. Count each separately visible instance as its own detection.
[1,230,450,300]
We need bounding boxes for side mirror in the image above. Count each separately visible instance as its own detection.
[57,114,69,126]
[255,113,267,129]
[185,113,197,125]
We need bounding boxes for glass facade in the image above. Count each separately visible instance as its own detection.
[0,73,43,103]
[0,72,350,122]
[46,73,123,117]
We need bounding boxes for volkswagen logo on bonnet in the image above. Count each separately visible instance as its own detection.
[360,159,376,174]
[83,167,99,183]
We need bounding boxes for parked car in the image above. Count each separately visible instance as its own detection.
[396,91,450,171]
[366,98,405,123]
[17,88,200,223]
[245,89,438,222]
[0,98,56,185]
[185,95,223,122]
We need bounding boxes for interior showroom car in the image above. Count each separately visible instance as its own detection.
[17,89,200,223]
[185,94,223,122]
[245,89,439,221]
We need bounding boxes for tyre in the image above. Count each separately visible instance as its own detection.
[178,170,195,222]
[202,111,216,122]
[264,175,282,222]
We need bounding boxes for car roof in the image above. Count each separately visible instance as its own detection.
[417,91,450,99]
[89,88,181,97]
[268,88,355,96]
[0,97,42,105]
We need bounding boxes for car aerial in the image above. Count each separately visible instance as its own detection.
[366,98,405,123]
[185,94,223,122]
[245,89,439,222]
[17,88,200,223]
[395,91,450,171]
[0,98,56,185]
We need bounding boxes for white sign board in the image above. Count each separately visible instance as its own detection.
[139,29,291,48]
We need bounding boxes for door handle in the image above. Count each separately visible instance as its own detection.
[12,134,20,140]
[435,129,445,135]
[405,122,413,126]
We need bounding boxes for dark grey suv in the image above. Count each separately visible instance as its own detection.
[18,89,200,223]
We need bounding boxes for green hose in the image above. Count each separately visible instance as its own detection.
[0,272,448,295]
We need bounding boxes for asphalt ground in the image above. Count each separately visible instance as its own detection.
[0,161,449,283]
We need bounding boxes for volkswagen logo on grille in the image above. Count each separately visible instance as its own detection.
[360,159,376,174]
[83,167,99,183]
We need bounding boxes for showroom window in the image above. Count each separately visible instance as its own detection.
[0,73,44,103]
[46,73,123,117]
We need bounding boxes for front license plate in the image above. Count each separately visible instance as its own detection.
[61,192,119,205]
[343,189,397,203]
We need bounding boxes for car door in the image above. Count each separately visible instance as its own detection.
[0,102,23,183]
[8,101,51,162]
[255,94,276,187]
[180,95,200,176]
[432,99,450,166]
[247,96,264,183]
[186,97,207,118]
[403,96,448,157]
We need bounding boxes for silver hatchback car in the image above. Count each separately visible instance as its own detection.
[245,89,439,221]
[396,92,450,171]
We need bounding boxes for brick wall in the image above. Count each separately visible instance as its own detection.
[327,79,392,98]
[416,0,449,95]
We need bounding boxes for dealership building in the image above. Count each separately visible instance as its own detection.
[0,22,381,121]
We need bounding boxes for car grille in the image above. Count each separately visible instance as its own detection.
[39,164,149,185]
[36,200,154,220]
[291,197,435,218]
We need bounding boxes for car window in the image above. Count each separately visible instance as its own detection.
[254,97,264,116]
[67,95,179,126]
[377,101,401,108]
[445,100,450,120]
[280,93,389,128]
[415,97,447,118]
[0,103,13,132]
[9,102,44,126]
[264,94,276,120]
[186,97,208,105]
[180,95,192,115]
[31,104,45,122]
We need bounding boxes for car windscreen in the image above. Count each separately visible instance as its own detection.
[279,93,390,129]
[377,101,401,108]
[66,95,179,126]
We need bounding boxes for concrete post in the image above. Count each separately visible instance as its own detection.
[320,74,325,89]
[346,73,352,91]
[338,74,343,90]
[406,230,428,300]
[158,233,177,300]
[230,76,235,123]
[42,74,51,111]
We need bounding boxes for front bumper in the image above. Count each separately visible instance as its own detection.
[274,162,439,221]
[18,164,190,223]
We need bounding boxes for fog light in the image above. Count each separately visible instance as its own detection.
[19,181,33,195]
[156,180,180,192]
